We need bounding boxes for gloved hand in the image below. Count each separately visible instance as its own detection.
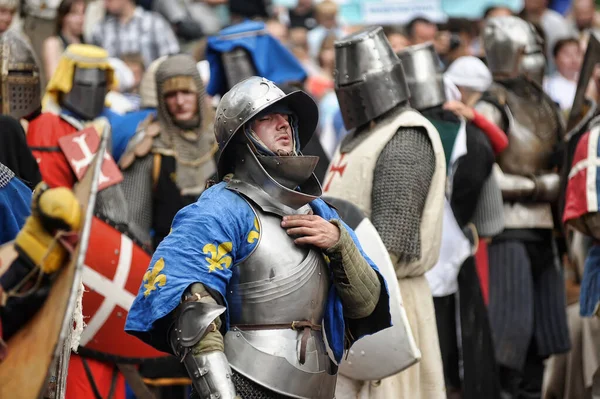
[175,18,204,41]
[15,183,82,274]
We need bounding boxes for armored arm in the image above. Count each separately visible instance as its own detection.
[325,221,381,319]
[371,126,435,265]
[1,183,81,340]
[169,283,238,399]
[476,101,560,202]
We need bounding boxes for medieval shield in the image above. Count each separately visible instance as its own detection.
[77,216,166,361]
[323,196,421,381]
[0,121,106,398]
[563,117,600,236]
[560,98,598,218]
[58,126,124,191]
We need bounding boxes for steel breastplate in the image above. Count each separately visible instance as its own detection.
[224,181,336,399]
[493,83,562,176]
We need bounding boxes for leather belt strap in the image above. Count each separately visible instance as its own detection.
[28,146,62,152]
[232,321,321,365]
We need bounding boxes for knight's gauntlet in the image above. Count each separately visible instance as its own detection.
[325,220,381,319]
[531,173,560,202]
[15,182,81,274]
[170,284,237,399]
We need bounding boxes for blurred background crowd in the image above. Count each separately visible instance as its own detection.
[4,0,599,160]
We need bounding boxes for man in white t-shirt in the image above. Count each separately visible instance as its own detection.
[543,37,583,113]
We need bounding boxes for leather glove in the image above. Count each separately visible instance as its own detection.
[15,183,82,274]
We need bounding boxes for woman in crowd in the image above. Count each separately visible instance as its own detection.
[42,0,85,82]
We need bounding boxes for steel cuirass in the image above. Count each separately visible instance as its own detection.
[488,82,562,177]
[220,142,336,398]
[223,181,336,399]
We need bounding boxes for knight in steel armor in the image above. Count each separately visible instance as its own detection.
[125,75,391,399]
[0,30,42,189]
[322,27,446,399]
[397,42,501,399]
[119,53,217,249]
[24,44,141,399]
[474,15,571,398]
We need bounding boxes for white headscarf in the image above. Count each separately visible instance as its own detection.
[445,56,493,93]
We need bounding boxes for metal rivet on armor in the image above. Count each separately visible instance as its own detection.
[361,350,365,356]
[236,333,241,337]
[229,129,232,132]
[194,372,200,378]
[215,394,221,398]
[349,349,355,355]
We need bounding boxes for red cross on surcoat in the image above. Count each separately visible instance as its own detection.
[324,153,348,192]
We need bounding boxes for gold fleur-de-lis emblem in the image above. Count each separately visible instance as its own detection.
[143,257,167,297]
[247,217,260,244]
[203,242,233,273]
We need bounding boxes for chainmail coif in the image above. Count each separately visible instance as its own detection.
[370,126,435,263]
[154,54,216,194]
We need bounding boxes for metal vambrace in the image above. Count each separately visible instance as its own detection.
[169,301,237,399]
[325,220,381,319]
[493,164,535,201]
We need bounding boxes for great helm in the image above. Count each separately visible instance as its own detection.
[482,15,546,85]
[334,26,410,131]
[214,76,319,179]
[0,30,41,120]
[397,43,446,111]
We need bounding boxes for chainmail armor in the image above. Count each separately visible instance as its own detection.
[190,371,292,399]
[119,155,154,246]
[0,162,14,187]
[94,184,131,230]
[370,126,435,262]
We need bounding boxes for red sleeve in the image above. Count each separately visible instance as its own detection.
[26,114,77,188]
[472,110,509,155]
